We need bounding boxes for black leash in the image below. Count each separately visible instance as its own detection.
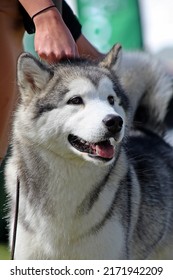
[11,177,20,260]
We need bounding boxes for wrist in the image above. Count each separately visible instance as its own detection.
[33,7,62,27]
[32,5,56,21]
[19,0,54,16]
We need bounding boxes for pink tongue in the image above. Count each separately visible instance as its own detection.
[92,142,115,159]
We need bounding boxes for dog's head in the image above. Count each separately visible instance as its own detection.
[16,44,129,165]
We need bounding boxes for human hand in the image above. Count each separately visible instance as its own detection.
[33,7,79,63]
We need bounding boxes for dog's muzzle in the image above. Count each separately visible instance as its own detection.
[68,114,123,161]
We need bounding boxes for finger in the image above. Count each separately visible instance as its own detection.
[74,44,79,57]
[63,45,79,59]
[36,46,62,63]
[36,45,79,63]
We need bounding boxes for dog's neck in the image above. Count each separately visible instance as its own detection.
[16,139,128,252]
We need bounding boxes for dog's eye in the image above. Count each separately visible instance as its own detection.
[108,96,114,105]
[67,96,84,105]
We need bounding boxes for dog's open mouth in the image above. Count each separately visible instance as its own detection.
[68,134,115,161]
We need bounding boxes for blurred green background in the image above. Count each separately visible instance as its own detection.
[77,0,142,52]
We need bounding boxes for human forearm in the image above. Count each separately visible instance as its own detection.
[18,0,55,17]
[18,1,79,62]
[76,34,104,60]
[33,6,78,62]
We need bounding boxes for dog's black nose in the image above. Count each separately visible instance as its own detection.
[102,114,123,134]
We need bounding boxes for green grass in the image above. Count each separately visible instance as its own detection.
[0,243,10,260]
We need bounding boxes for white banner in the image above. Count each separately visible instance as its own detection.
[0,260,172,280]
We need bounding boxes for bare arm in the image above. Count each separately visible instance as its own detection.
[76,34,105,60]
[18,0,55,17]
[18,0,79,62]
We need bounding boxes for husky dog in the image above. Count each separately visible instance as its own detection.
[5,44,173,259]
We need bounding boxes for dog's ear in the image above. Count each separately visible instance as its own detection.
[99,43,122,72]
[17,53,53,103]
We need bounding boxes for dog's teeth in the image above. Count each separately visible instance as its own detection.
[79,138,85,144]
